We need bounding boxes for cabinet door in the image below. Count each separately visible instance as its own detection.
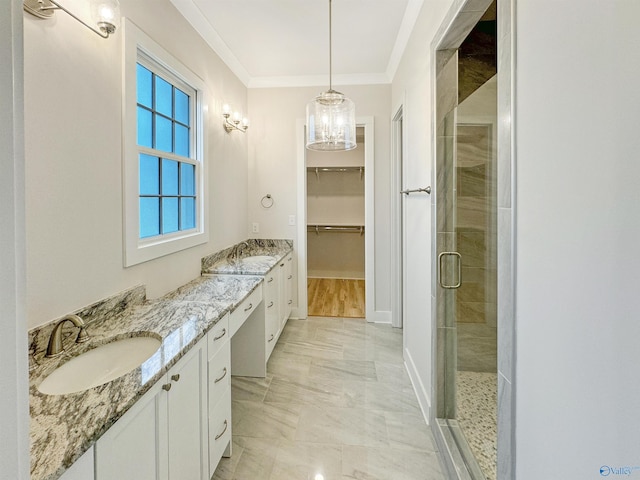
[59,447,94,480]
[166,339,208,480]
[95,381,168,480]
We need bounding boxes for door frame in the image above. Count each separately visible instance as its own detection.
[391,104,405,329]
[295,116,375,321]
[430,0,516,479]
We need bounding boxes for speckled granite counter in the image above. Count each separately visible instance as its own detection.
[202,238,293,275]
[29,274,262,480]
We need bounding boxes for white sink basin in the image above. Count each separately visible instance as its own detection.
[38,336,161,395]
[239,255,275,263]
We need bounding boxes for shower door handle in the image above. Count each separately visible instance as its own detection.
[438,252,462,289]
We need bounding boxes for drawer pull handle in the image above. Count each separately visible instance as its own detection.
[268,334,275,343]
[162,383,172,391]
[215,420,228,440]
[267,277,274,283]
[243,303,253,312]
[287,275,292,280]
[288,257,292,262]
[267,301,274,308]
[213,328,227,341]
[214,367,228,384]
[171,374,180,382]
[280,263,285,267]
[288,300,293,305]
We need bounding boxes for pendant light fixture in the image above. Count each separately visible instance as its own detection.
[306,0,356,151]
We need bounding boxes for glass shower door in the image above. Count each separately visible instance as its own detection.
[435,94,498,480]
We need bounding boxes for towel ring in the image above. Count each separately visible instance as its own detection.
[261,194,274,208]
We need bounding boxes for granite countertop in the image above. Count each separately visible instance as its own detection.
[201,238,293,275]
[29,274,263,480]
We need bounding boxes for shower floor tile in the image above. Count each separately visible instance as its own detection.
[456,370,497,480]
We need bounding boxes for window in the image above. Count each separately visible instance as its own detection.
[123,19,208,266]
[136,60,197,238]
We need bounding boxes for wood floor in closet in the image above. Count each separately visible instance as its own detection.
[307,278,365,318]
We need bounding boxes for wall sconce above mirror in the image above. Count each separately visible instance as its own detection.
[222,104,249,133]
[23,0,121,39]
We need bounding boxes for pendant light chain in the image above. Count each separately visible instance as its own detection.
[329,0,333,91]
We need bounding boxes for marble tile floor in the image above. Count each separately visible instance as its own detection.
[213,317,446,480]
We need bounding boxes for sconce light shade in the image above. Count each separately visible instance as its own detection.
[222,104,249,133]
[23,0,120,38]
[90,0,121,35]
[306,90,356,151]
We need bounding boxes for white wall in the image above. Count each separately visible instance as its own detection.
[514,1,640,478]
[23,0,249,329]
[0,1,29,477]
[247,85,392,316]
[390,0,456,417]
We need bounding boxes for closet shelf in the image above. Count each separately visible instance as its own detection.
[307,224,365,235]
[307,166,364,180]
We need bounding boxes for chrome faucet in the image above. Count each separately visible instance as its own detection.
[46,314,90,357]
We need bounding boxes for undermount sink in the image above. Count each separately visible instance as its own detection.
[239,255,275,263]
[38,336,161,395]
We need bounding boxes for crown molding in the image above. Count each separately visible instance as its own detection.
[248,72,391,89]
[386,0,425,81]
[169,0,251,86]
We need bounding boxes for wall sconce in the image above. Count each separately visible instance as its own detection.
[23,0,121,39]
[222,104,249,133]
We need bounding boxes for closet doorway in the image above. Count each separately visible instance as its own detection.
[296,117,375,321]
[306,127,366,318]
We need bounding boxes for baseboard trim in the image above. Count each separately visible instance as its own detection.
[404,346,432,423]
[374,310,392,324]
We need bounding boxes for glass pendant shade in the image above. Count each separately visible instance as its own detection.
[306,90,356,151]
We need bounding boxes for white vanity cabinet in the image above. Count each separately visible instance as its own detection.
[264,267,281,359]
[281,253,294,326]
[95,335,208,480]
[265,253,294,360]
[207,315,231,478]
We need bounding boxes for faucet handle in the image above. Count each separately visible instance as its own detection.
[76,327,90,343]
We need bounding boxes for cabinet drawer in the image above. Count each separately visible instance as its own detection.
[209,393,231,475]
[208,314,229,360]
[208,341,230,410]
[229,285,262,337]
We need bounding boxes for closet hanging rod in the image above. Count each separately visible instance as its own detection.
[307,166,364,180]
[307,224,365,235]
[306,166,363,172]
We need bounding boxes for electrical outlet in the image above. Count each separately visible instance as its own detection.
[252,222,259,233]
[288,215,296,226]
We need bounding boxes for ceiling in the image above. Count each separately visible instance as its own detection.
[169,0,424,88]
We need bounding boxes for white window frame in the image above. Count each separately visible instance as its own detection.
[122,18,208,267]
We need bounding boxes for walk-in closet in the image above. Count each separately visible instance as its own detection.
[306,127,365,318]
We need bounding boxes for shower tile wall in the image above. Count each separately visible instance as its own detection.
[456,124,497,374]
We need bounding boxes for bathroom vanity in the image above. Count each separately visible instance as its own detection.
[29,240,294,480]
